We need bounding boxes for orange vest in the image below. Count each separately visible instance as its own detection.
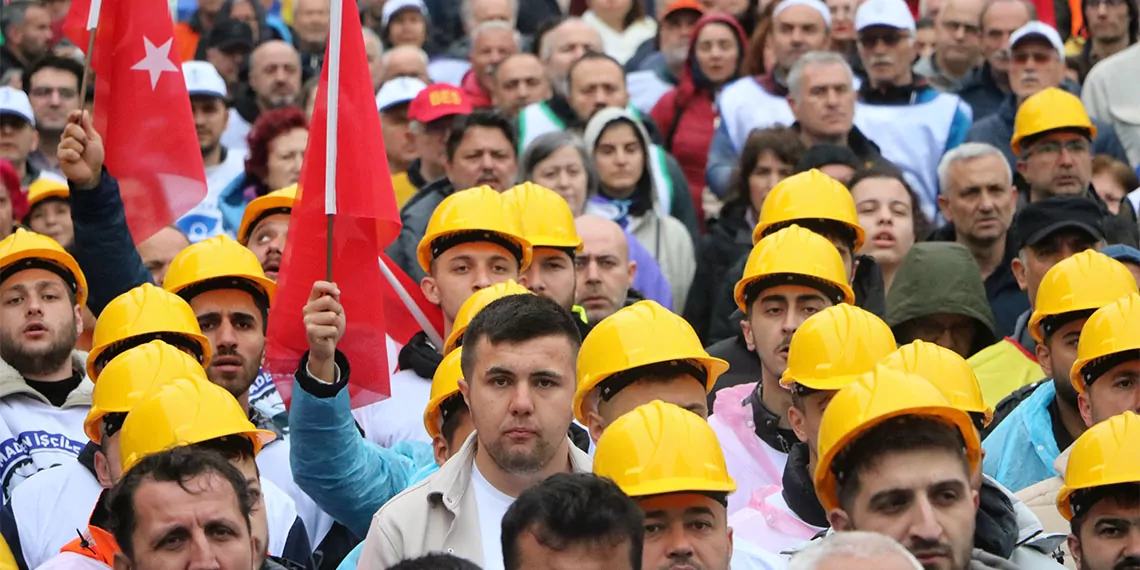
[60,526,119,566]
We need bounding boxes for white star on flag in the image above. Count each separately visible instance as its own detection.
[131,37,179,90]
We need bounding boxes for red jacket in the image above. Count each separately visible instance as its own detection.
[650,14,746,230]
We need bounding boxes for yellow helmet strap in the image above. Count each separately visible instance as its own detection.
[430,230,524,269]
[0,258,80,300]
[598,360,707,403]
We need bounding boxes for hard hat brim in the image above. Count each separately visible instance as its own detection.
[238,194,295,245]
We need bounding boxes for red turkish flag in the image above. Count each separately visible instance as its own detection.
[265,0,405,409]
[64,0,207,244]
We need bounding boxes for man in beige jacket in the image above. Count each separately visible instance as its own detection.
[358,293,593,570]
[1017,293,1140,556]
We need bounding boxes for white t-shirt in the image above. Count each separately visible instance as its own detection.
[471,465,515,570]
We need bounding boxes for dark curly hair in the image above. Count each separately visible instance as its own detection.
[724,126,805,207]
[244,107,307,194]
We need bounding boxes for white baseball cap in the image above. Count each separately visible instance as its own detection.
[376,77,428,112]
[382,0,429,28]
[183,61,228,99]
[1009,21,1065,60]
[0,87,35,127]
[855,0,917,33]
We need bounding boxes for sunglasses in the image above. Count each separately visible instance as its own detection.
[858,32,908,48]
[1011,51,1057,64]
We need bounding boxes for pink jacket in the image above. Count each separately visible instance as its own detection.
[729,485,825,559]
[708,383,789,514]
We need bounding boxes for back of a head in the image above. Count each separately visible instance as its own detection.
[501,472,644,570]
[789,532,923,570]
[387,554,483,570]
[459,294,582,378]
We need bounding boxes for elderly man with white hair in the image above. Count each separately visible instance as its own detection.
[459,20,521,108]
[789,532,924,570]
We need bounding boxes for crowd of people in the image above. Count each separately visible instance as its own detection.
[2,0,1140,568]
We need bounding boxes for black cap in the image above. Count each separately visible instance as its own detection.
[207,19,255,53]
[796,144,863,174]
[1011,196,1105,251]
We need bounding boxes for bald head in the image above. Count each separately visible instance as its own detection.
[494,53,552,116]
[137,226,190,287]
[574,215,636,323]
[382,45,431,84]
[363,28,384,92]
[542,18,604,92]
[249,40,302,108]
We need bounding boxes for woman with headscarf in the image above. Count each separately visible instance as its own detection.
[651,13,746,229]
[584,107,697,311]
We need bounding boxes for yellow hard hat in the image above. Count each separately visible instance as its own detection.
[87,284,212,380]
[118,375,276,473]
[423,347,465,439]
[814,364,982,512]
[84,340,209,443]
[1070,292,1140,394]
[734,225,854,312]
[415,186,533,274]
[238,185,296,245]
[1011,88,1097,156]
[1056,411,1140,520]
[26,176,69,210]
[163,235,277,304]
[443,280,533,355]
[880,340,993,426]
[573,300,728,424]
[503,182,583,253]
[0,228,88,307]
[752,169,865,249]
[780,304,897,390]
[1028,250,1137,343]
[593,400,736,497]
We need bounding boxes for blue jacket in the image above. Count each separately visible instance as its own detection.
[69,169,152,315]
[705,121,736,199]
[957,62,1006,122]
[289,351,436,538]
[965,94,1130,169]
[982,381,1062,493]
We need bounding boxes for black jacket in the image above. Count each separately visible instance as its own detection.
[684,202,753,344]
[957,62,1007,122]
[386,176,457,282]
[705,326,762,410]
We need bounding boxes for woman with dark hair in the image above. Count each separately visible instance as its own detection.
[651,14,747,227]
[583,0,658,64]
[849,162,931,292]
[218,107,309,236]
[683,127,804,342]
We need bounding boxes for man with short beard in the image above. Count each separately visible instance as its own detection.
[0,228,91,497]
[357,294,592,569]
[177,61,247,242]
[221,40,303,153]
[983,250,1137,492]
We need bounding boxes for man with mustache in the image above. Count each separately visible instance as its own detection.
[575,300,727,444]
[707,0,832,198]
[816,365,983,570]
[964,23,1128,178]
[1055,412,1140,570]
[177,61,248,243]
[221,41,303,153]
[851,0,973,224]
[593,400,784,570]
[388,109,520,282]
[357,294,593,569]
[1011,294,1140,542]
[712,224,855,514]
[956,0,1033,120]
[0,229,91,497]
[933,143,1023,337]
[984,250,1136,492]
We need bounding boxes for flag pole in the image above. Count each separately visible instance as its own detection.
[323,0,342,283]
[77,0,102,111]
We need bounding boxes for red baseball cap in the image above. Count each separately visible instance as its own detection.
[408,84,473,124]
[662,0,704,19]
